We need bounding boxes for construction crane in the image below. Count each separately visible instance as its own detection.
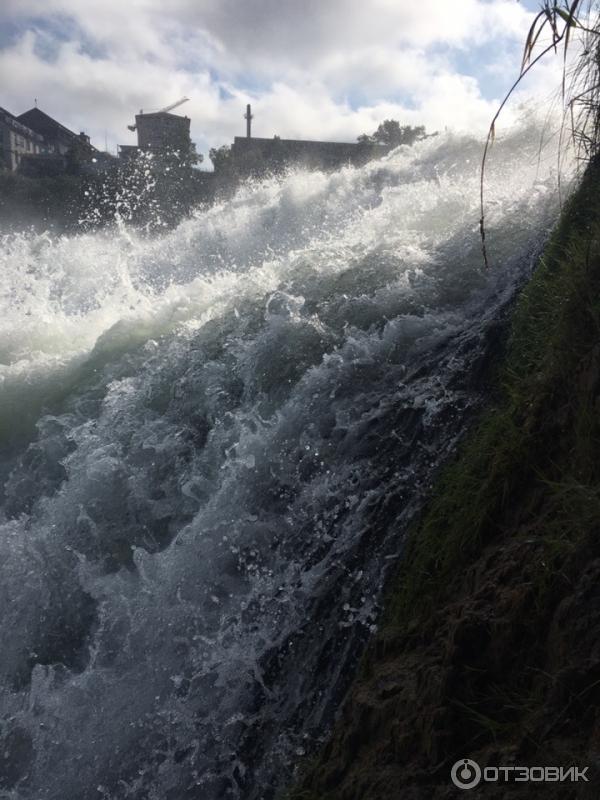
[127,97,189,132]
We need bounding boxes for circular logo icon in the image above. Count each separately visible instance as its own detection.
[451,758,482,790]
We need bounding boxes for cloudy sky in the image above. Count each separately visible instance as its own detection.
[0,0,565,165]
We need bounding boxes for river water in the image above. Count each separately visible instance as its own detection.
[0,120,563,799]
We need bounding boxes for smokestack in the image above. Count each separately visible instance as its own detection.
[244,104,253,138]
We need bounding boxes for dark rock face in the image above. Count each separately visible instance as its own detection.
[0,725,33,789]
[299,540,600,799]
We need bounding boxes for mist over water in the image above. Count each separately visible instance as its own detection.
[0,121,564,799]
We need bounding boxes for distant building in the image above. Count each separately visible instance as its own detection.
[0,107,51,171]
[1,105,111,175]
[136,111,191,151]
[119,109,194,163]
[221,104,392,178]
[230,135,391,176]
[17,107,91,156]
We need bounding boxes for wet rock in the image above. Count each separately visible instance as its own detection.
[0,725,33,789]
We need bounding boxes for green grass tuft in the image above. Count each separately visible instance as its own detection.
[384,157,600,631]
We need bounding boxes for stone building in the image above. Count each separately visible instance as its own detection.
[136,111,191,151]
[0,107,49,171]
[119,110,194,162]
[229,135,391,176]
[220,104,392,178]
[17,107,91,156]
[0,105,101,174]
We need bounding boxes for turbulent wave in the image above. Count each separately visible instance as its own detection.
[0,118,565,799]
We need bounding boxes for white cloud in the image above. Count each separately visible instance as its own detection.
[0,0,568,162]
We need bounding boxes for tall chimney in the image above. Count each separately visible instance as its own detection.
[244,103,253,138]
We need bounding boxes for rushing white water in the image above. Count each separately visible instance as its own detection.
[0,119,564,799]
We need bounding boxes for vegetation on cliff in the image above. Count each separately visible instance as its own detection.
[288,133,600,800]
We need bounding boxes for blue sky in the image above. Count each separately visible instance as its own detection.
[0,1,565,163]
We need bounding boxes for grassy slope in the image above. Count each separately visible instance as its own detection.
[289,158,600,799]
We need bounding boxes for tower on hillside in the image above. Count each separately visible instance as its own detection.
[134,111,191,153]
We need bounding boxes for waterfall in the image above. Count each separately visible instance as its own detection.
[0,117,564,799]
